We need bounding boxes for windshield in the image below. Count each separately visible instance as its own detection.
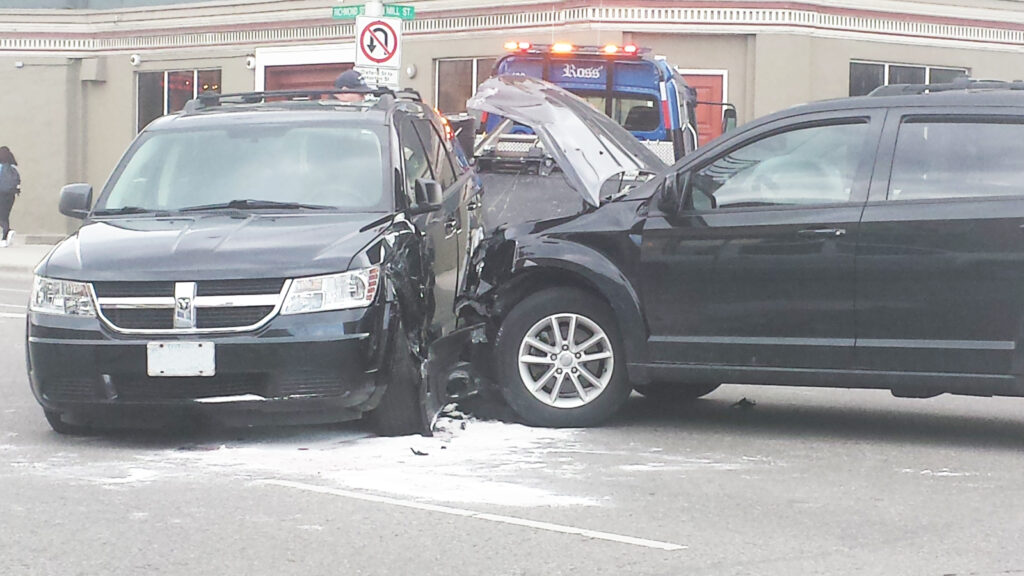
[96,123,390,214]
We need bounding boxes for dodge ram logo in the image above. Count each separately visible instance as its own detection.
[173,281,197,329]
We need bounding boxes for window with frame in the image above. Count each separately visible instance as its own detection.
[414,120,458,190]
[849,61,968,96]
[888,118,1024,201]
[137,69,222,132]
[397,116,433,203]
[435,57,497,114]
[689,121,871,210]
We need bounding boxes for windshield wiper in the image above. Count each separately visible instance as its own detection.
[179,199,334,212]
[92,206,175,216]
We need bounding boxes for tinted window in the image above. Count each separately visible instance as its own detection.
[850,62,885,97]
[889,65,926,85]
[101,124,388,212]
[690,122,870,209]
[889,119,1024,201]
[415,120,458,189]
[398,117,433,202]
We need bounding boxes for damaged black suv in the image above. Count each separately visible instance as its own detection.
[465,77,1024,427]
[27,88,482,435]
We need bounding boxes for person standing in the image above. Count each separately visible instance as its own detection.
[0,146,21,248]
[332,69,371,102]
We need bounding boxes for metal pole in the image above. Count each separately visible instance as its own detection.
[365,0,383,17]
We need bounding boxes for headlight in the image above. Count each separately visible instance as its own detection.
[281,266,380,315]
[30,276,96,317]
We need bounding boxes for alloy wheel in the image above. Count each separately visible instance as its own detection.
[517,312,614,409]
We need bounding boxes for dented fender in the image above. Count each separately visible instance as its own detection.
[458,202,653,383]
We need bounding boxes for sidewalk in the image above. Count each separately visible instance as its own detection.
[0,243,56,273]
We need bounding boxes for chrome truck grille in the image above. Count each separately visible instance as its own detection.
[92,279,289,334]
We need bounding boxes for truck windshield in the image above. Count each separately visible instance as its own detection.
[97,123,389,214]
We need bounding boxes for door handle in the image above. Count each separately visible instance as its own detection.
[444,217,459,237]
[797,228,846,238]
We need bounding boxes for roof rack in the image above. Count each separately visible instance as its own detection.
[868,77,1024,96]
[182,87,422,114]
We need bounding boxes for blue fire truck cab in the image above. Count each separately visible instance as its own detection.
[485,41,701,163]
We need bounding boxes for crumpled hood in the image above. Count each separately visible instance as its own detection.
[468,75,666,207]
[40,212,388,281]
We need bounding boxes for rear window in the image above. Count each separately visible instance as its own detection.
[98,123,390,213]
[889,118,1024,201]
[580,94,661,132]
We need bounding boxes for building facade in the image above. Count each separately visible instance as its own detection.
[3,0,1024,235]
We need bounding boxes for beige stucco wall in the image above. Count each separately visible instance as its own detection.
[0,57,77,235]
[750,35,1024,118]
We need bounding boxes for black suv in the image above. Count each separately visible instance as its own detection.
[464,77,1024,427]
[27,88,482,435]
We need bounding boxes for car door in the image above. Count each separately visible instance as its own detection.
[855,109,1024,377]
[397,113,459,337]
[639,110,884,370]
[412,116,468,334]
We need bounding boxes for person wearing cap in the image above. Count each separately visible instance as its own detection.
[333,69,371,102]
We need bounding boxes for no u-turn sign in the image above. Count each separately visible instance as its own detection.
[355,16,402,69]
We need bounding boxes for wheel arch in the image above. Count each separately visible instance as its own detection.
[480,243,649,380]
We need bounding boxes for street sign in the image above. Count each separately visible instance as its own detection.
[382,4,414,20]
[331,4,415,20]
[332,5,362,19]
[355,16,402,69]
[355,65,399,89]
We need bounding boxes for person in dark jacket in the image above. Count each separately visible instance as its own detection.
[0,146,21,248]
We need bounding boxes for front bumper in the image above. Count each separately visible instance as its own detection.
[26,303,390,424]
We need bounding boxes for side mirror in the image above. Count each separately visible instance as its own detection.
[59,183,93,219]
[722,106,738,133]
[658,171,689,215]
[409,178,443,215]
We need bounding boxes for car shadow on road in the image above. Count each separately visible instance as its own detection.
[612,388,1024,451]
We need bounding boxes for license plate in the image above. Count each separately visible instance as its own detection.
[147,341,215,377]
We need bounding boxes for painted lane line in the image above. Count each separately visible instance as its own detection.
[260,479,686,552]
[0,303,26,309]
[0,312,26,319]
[0,288,30,294]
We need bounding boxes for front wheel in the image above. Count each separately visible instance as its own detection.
[495,288,631,427]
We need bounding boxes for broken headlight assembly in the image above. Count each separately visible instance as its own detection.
[281,266,380,315]
[30,276,97,317]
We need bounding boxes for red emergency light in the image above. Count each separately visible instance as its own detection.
[504,41,533,52]
[503,41,646,58]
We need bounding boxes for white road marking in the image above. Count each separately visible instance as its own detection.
[0,312,25,319]
[0,288,29,294]
[0,303,26,308]
[261,479,686,552]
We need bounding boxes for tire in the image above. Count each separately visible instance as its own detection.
[634,382,721,402]
[43,410,93,436]
[495,287,631,427]
[367,328,428,437]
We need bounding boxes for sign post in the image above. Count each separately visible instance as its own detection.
[354,12,402,90]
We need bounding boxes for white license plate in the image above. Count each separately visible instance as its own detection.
[147,342,215,377]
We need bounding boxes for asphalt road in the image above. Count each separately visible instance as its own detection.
[3,267,1024,576]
